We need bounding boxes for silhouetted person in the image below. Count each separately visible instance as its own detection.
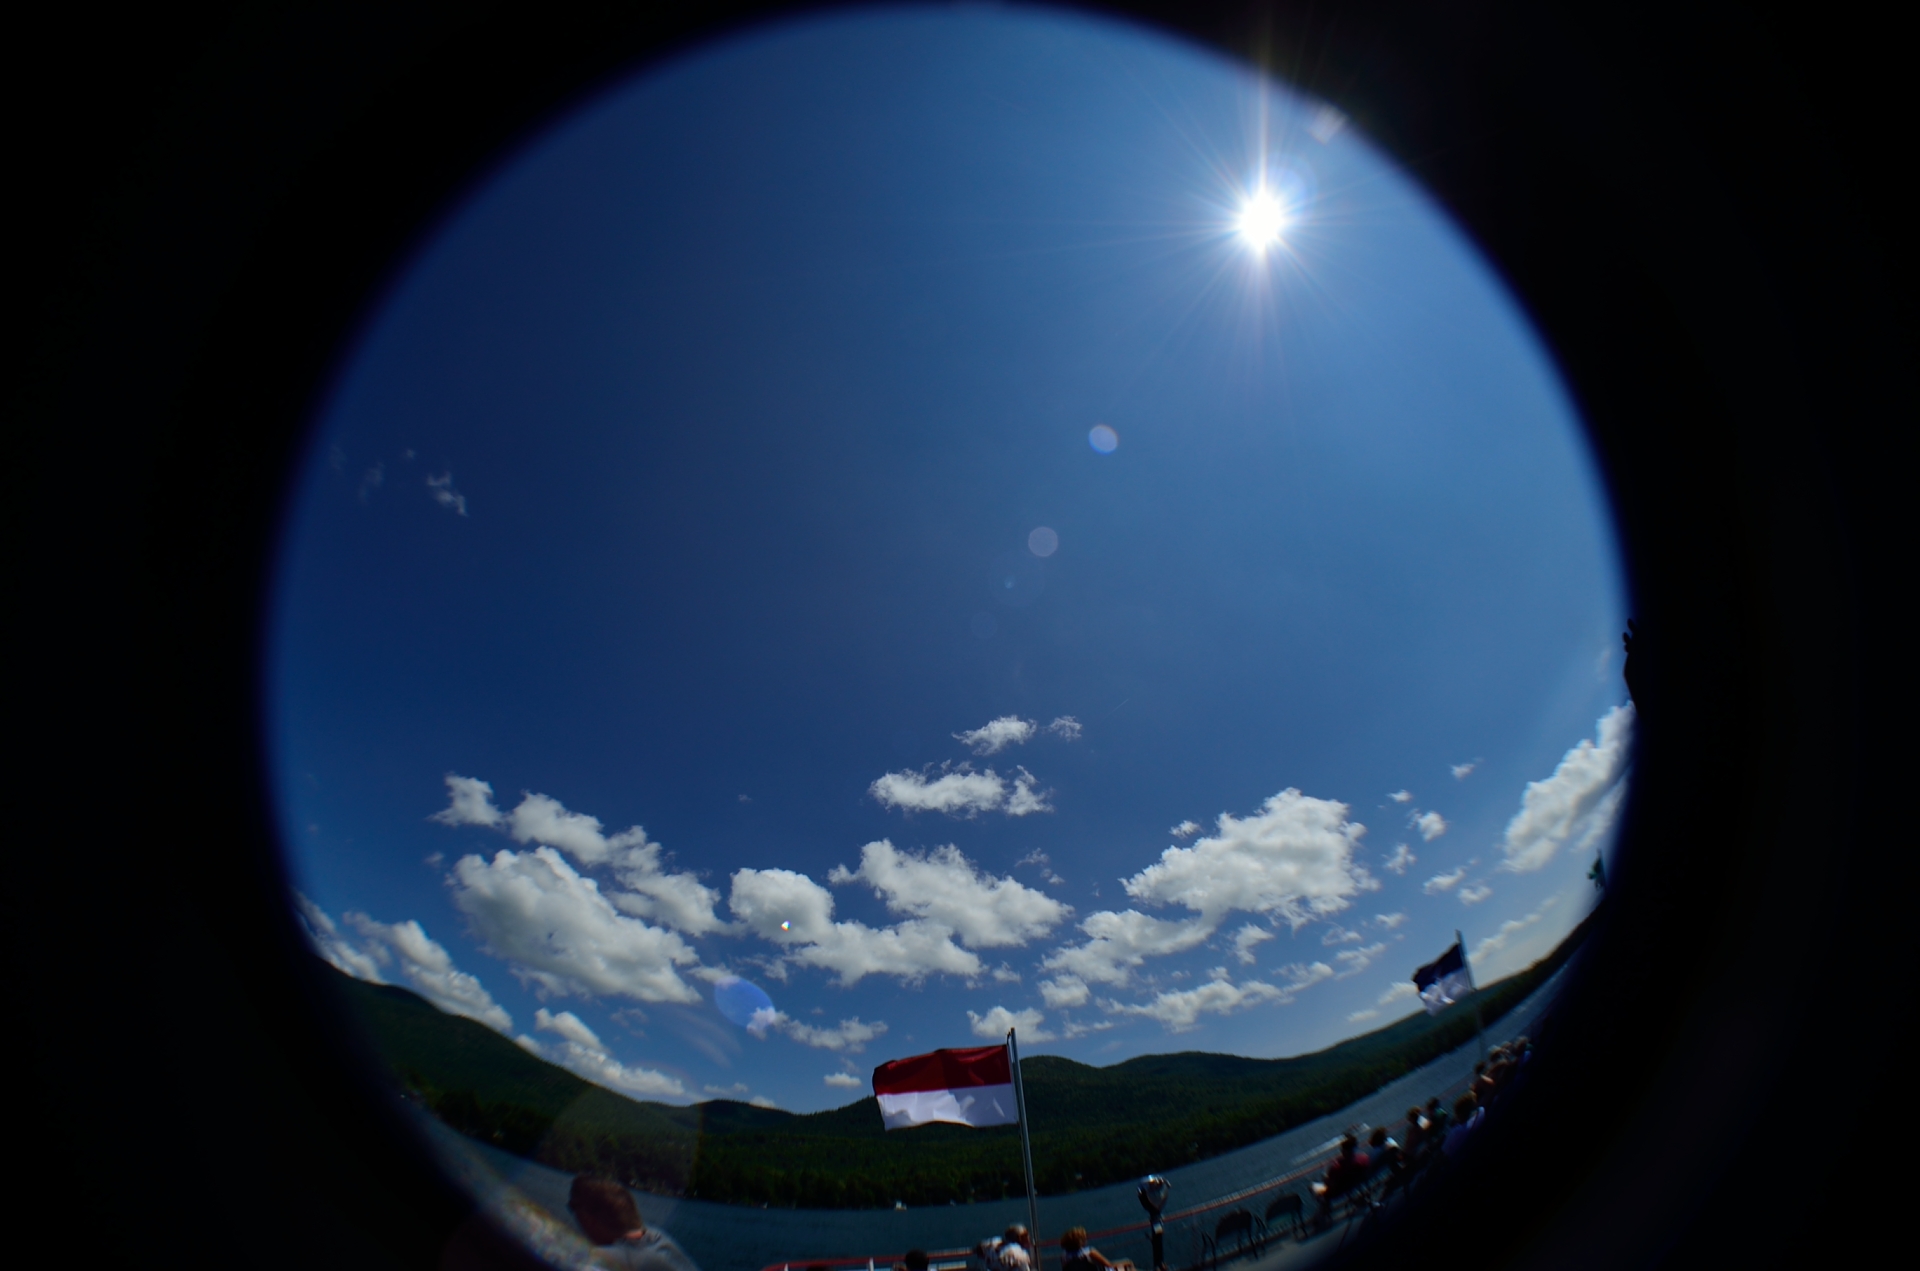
[1442,1093,1483,1158]
[568,1175,697,1271]
[894,1250,931,1271]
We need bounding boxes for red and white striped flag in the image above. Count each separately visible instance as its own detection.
[871,1044,1019,1130]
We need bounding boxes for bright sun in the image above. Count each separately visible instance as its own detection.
[1238,187,1286,252]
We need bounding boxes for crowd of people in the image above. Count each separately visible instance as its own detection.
[1305,1035,1532,1229]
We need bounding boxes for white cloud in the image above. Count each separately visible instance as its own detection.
[729,867,982,986]
[1038,975,1090,1008]
[824,1072,863,1089]
[827,840,1069,949]
[1424,867,1465,895]
[1374,912,1407,930]
[1383,844,1416,875]
[1232,923,1276,964]
[968,1005,1052,1041]
[1378,981,1419,1006]
[1388,791,1412,804]
[431,778,723,936]
[1347,1009,1380,1023]
[1321,925,1363,946]
[1278,961,1336,992]
[1005,767,1053,816]
[1046,716,1083,741]
[992,963,1022,984]
[1123,789,1375,929]
[1458,884,1493,906]
[1500,704,1634,872]
[431,775,505,829]
[778,1015,888,1052]
[344,912,515,1031]
[426,471,467,515]
[1413,810,1448,841]
[1169,820,1200,839]
[750,1095,778,1109]
[1451,761,1478,781]
[1040,910,1213,986]
[705,1082,749,1097]
[869,766,1012,817]
[955,716,1036,755]
[527,1007,687,1100]
[1104,975,1289,1032]
[1061,1018,1116,1039]
[1334,942,1388,978]
[1473,910,1544,964]
[449,847,701,1003]
[294,893,387,983]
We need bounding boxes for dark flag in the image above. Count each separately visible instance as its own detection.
[1414,940,1474,1015]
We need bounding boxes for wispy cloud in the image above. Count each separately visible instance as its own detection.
[520,1008,687,1100]
[294,893,513,1031]
[954,716,1036,755]
[1499,705,1634,872]
[1458,884,1493,906]
[824,1072,862,1089]
[1169,820,1200,838]
[426,471,467,515]
[1451,760,1479,781]
[1383,844,1416,875]
[1046,716,1083,741]
[1388,791,1412,804]
[1232,923,1276,964]
[1423,867,1465,895]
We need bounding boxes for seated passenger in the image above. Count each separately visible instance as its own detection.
[1441,1093,1483,1159]
[1368,1126,1406,1179]
[980,1226,1033,1271]
[895,1250,931,1271]
[567,1175,698,1271]
[1401,1107,1429,1159]
[1309,1134,1372,1222]
[1060,1226,1134,1271]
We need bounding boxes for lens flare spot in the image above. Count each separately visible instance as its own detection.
[1028,526,1059,557]
[1088,424,1118,453]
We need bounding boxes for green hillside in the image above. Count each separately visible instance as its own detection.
[337,913,1589,1207]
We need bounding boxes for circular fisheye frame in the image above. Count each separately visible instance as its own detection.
[268,7,1628,1269]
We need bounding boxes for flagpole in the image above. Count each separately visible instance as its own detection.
[1008,1028,1040,1251]
[1458,929,1488,1061]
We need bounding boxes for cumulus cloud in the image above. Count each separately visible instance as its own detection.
[992,963,1022,984]
[968,1005,1051,1041]
[1378,981,1419,1005]
[345,912,515,1031]
[1384,844,1416,875]
[430,777,724,935]
[777,1015,888,1053]
[525,1007,687,1099]
[1334,942,1388,978]
[1374,912,1407,930]
[1040,911,1213,986]
[1277,961,1336,993]
[869,766,1020,818]
[1424,867,1465,895]
[1038,975,1090,1008]
[426,471,468,515]
[449,847,701,1003]
[1046,716,1083,741]
[295,893,387,983]
[1126,790,1374,927]
[1321,926,1363,946]
[1232,924,1276,964]
[1169,820,1200,839]
[824,1072,863,1089]
[1458,884,1493,906]
[1500,704,1634,872]
[1388,791,1412,804]
[828,840,1069,948]
[1452,761,1478,781]
[955,716,1036,755]
[1005,768,1054,816]
[729,867,981,986]
[1104,974,1290,1032]
[1413,811,1448,841]
[294,893,513,1031]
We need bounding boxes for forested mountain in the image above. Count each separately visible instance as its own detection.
[336,914,1589,1208]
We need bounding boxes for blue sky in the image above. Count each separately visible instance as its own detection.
[271,6,1630,1114]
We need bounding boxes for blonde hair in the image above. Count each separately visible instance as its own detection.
[1060,1228,1088,1253]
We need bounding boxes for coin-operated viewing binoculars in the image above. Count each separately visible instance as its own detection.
[1137,1175,1171,1271]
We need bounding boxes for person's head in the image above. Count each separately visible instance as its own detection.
[1005,1226,1031,1247]
[1368,1127,1388,1149]
[1061,1227,1089,1254]
[569,1175,643,1246]
[1426,1097,1441,1112]
[903,1250,930,1271]
[1407,1107,1422,1125]
[1454,1093,1478,1120]
[1473,1061,1485,1076]
[1339,1134,1358,1157]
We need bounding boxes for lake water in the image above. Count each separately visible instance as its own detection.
[423,967,1566,1271]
